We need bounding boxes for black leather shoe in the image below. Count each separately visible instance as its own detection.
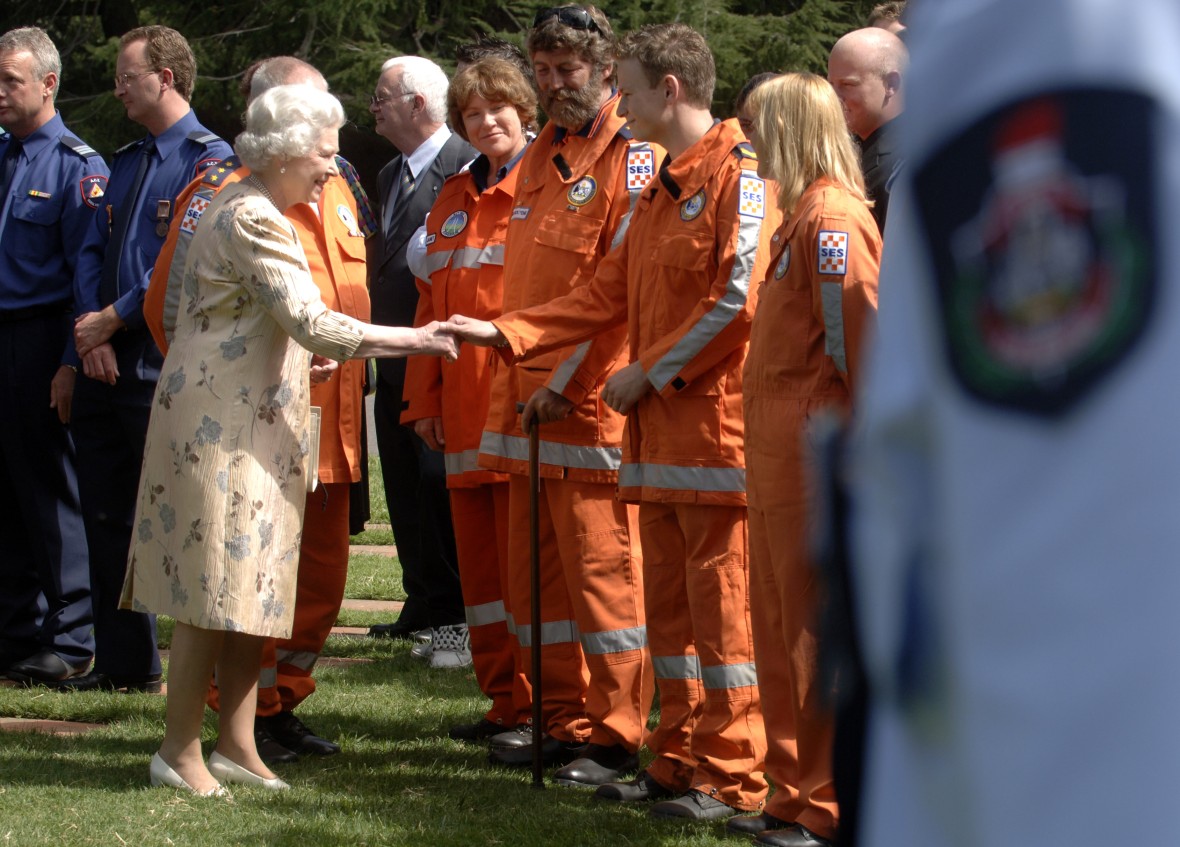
[6,650,89,686]
[488,723,534,750]
[254,725,299,764]
[488,734,587,768]
[756,824,834,847]
[649,788,738,821]
[727,812,793,836]
[0,643,37,674]
[553,743,640,787]
[262,711,341,756]
[449,718,504,742]
[367,619,427,640]
[594,769,676,803]
[57,670,163,694]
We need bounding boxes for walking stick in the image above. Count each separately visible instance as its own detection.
[519,402,545,790]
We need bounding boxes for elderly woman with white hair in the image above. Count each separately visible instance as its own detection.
[120,84,456,796]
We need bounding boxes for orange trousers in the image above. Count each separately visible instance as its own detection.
[208,482,351,716]
[641,501,768,811]
[450,482,529,727]
[505,474,650,750]
[746,395,839,838]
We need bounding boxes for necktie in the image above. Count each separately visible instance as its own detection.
[0,139,23,220]
[401,161,416,197]
[99,137,156,306]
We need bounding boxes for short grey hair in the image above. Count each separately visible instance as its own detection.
[235,85,344,170]
[0,27,61,100]
[248,56,326,102]
[380,55,448,123]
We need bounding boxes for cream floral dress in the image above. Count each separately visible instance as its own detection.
[120,181,364,637]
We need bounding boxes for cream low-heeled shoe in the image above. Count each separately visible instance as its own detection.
[208,750,290,791]
[149,753,229,797]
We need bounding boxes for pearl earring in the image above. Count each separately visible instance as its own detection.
[280,166,286,174]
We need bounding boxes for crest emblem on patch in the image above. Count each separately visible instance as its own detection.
[774,245,791,279]
[179,194,210,235]
[336,204,359,236]
[626,148,655,191]
[441,210,469,238]
[915,89,1157,417]
[567,176,597,207]
[680,189,706,221]
[79,175,107,209]
[738,174,765,218]
[818,231,849,275]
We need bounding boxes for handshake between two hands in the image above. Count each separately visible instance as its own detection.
[415,314,506,361]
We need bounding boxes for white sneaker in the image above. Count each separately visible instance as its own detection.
[429,623,472,669]
[410,637,433,662]
[412,628,432,644]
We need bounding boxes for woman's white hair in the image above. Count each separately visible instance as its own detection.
[235,84,344,170]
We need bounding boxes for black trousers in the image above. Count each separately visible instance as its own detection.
[372,377,463,628]
[0,312,93,664]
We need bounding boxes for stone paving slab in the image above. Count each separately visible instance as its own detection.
[350,545,398,556]
[338,598,403,613]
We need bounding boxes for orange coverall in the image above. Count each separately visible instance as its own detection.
[477,96,657,751]
[144,162,371,718]
[401,156,527,728]
[743,177,879,837]
[493,119,779,810]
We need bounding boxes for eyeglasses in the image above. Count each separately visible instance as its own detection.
[370,91,413,108]
[113,70,157,88]
[532,6,601,34]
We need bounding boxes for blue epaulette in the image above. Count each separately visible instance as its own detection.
[60,135,101,159]
[187,130,221,146]
[201,155,242,187]
[616,125,635,141]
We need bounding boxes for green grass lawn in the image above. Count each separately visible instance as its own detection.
[0,457,739,846]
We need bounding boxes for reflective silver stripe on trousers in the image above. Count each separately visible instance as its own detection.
[507,613,581,647]
[619,462,746,493]
[445,448,483,476]
[466,599,507,628]
[258,666,278,689]
[479,431,621,471]
[646,192,761,392]
[653,655,702,680]
[275,649,320,672]
[702,661,759,689]
[821,281,848,374]
[581,624,648,655]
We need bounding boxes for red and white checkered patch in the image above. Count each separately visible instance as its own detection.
[626,148,655,191]
[818,230,849,275]
[179,194,210,235]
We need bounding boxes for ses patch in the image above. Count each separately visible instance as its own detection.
[738,174,765,218]
[818,231,848,275]
[626,148,655,191]
[914,87,1157,417]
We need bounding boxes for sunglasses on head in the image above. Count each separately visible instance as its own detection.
[532,6,601,34]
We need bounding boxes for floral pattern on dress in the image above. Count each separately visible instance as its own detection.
[119,182,363,637]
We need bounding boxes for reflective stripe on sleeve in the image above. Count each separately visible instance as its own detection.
[646,193,761,392]
[445,449,483,477]
[546,341,592,395]
[821,281,847,373]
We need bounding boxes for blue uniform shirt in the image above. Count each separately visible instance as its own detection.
[72,110,230,343]
[0,113,109,316]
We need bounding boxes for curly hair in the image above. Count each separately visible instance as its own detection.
[235,85,344,171]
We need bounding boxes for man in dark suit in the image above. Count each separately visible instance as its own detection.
[366,56,473,662]
[828,27,907,232]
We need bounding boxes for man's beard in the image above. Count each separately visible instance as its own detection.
[540,82,603,130]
